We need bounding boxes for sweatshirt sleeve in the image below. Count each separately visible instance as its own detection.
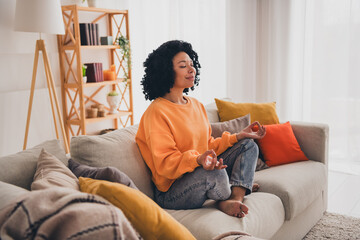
[200,102,237,156]
[143,113,200,180]
[208,127,238,156]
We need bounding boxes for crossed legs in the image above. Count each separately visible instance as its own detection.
[154,139,259,218]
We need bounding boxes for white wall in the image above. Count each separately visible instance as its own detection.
[0,0,64,155]
[0,0,228,156]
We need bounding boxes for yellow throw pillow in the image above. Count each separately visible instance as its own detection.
[79,177,195,240]
[215,98,280,125]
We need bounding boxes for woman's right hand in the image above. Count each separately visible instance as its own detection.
[197,150,227,171]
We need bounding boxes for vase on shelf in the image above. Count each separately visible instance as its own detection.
[61,0,87,6]
[87,0,99,7]
[107,95,121,114]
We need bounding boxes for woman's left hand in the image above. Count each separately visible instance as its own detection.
[236,121,266,141]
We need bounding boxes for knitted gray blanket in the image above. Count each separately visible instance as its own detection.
[0,187,141,240]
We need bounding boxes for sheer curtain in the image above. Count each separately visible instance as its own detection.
[227,0,360,175]
[305,0,360,174]
[125,0,227,122]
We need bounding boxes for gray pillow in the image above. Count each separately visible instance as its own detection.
[210,114,269,171]
[210,114,250,138]
[68,159,138,190]
[0,140,68,190]
[31,149,79,191]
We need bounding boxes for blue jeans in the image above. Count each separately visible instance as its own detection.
[154,139,259,209]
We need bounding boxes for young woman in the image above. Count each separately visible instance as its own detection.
[135,40,266,218]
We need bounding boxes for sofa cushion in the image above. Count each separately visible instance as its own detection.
[70,124,154,199]
[214,98,280,125]
[210,114,250,138]
[31,149,79,191]
[167,192,284,240]
[254,160,327,220]
[79,177,196,240]
[0,140,68,190]
[68,159,138,190]
[0,181,29,210]
[255,122,308,167]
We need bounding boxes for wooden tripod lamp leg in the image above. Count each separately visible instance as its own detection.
[42,47,60,140]
[40,40,70,153]
[23,39,70,153]
[23,41,40,150]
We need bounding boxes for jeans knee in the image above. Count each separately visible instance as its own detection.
[211,168,228,181]
[206,169,231,200]
[208,169,230,187]
[243,139,259,155]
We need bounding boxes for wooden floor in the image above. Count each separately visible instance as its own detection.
[328,170,360,218]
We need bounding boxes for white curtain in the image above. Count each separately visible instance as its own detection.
[227,0,360,175]
[125,0,227,123]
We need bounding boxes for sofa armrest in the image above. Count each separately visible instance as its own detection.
[290,121,329,166]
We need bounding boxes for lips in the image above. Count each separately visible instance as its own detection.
[186,76,195,81]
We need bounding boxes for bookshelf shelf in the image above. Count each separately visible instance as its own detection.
[62,5,127,14]
[62,45,120,50]
[57,5,133,142]
[64,78,128,88]
[68,111,132,125]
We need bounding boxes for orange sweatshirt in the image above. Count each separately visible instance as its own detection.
[135,96,238,192]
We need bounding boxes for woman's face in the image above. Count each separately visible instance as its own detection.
[172,51,196,89]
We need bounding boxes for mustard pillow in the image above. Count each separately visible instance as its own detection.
[79,177,195,240]
[215,98,280,125]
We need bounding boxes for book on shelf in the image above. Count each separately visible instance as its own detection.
[89,23,93,45]
[85,63,103,82]
[95,23,99,45]
[79,23,100,46]
[79,23,89,45]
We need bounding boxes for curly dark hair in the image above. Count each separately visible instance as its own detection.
[141,40,201,101]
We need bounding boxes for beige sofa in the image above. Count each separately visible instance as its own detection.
[0,102,329,240]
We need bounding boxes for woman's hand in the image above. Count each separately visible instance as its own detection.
[236,121,266,141]
[197,150,227,171]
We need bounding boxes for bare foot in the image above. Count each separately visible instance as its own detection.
[252,183,260,192]
[218,199,249,218]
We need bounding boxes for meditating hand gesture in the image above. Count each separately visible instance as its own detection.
[197,150,227,171]
[236,121,266,141]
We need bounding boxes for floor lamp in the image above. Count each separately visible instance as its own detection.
[14,0,70,153]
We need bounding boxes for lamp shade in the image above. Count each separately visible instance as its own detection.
[14,0,65,35]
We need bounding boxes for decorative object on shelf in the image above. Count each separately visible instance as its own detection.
[100,36,113,45]
[91,104,106,117]
[82,64,87,83]
[69,0,87,6]
[116,36,131,79]
[14,0,69,153]
[107,91,121,114]
[87,0,99,8]
[103,64,116,81]
[86,107,98,118]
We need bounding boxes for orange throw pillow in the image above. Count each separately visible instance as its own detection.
[255,122,308,167]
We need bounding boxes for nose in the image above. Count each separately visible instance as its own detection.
[188,65,195,73]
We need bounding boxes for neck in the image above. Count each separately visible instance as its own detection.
[162,89,187,104]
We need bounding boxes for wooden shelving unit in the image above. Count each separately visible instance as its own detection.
[57,5,133,143]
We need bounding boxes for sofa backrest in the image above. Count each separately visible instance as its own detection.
[204,102,220,123]
[0,140,68,190]
[70,124,154,199]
